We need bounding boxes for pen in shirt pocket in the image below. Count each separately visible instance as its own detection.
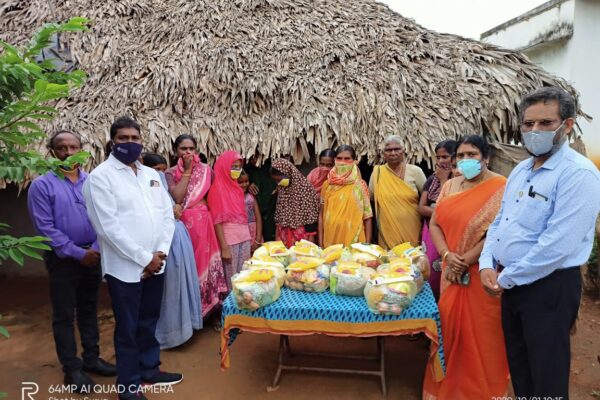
[528,185,548,201]
[150,179,160,187]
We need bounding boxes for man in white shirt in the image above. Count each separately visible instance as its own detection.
[84,117,180,400]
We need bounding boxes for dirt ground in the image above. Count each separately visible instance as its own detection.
[1,275,599,400]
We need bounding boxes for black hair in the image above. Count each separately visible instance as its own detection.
[335,145,357,160]
[319,149,336,159]
[435,139,457,155]
[142,153,167,168]
[47,129,82,150]
[456,135,491,159]
[109,116,141,140]
[173,134,197,151]
[270,167,284,176]
[104,140,113,159]
[518,86,576,121]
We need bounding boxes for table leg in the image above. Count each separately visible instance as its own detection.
[267,335,285,392]
[283,334,293,357]
[378,337,387,397]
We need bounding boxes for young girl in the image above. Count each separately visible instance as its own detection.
[238,170,263,252]
[207,151,252,291]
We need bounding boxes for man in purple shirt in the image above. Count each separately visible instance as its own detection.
[27,130,116,393]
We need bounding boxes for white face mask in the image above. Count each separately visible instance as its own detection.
[521,121,566,157]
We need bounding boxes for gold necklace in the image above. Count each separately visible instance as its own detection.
[389,162,406,179]
[460,171,488,189]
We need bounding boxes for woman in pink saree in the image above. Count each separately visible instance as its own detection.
[166,135,227,320]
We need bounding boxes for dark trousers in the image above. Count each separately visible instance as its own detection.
[105,273,164,398]
[501,267,581,399]
[44,251,102,373]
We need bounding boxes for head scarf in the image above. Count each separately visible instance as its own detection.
[327,161,359,186]
[307,166,331,195]
[207,150,247,225]
[272,158,320,229]
[426,175,442,203]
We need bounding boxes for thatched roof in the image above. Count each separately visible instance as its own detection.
[0,0,588,166]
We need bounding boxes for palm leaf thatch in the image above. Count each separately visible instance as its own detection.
[0,0,588,166]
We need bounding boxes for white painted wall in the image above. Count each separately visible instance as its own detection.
[570,0,600,166]
[482,0,600,168]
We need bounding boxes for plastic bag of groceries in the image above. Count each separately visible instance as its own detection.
[322,244,344,264]
[253,241,290,266]
[330,261,376,296]
[243,256,286,287]
[364,274,418,316]
[285,257,330,293]
[350,243,389,268]
[389,242,431,281]
[289,240,322,262]
[232,269,281,311]
[377,257,424,292]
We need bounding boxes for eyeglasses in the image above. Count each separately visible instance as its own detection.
[520,119,562,132]
[384,147,404,153]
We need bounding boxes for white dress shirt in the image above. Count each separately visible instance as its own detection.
[83,154,175,283]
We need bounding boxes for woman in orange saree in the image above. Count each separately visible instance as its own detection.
[319,145,372,248]
[423,136,509,400]
[369,135,426,249]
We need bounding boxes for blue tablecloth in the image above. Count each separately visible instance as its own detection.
[221,283,445,378]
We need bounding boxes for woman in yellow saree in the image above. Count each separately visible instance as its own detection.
[319,145,372,247]
[423,135,509,400]
[370,135,426,249]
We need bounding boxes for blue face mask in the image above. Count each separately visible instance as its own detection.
[522,121,566,157]
[457,158,482,180]
[112,142,143,164]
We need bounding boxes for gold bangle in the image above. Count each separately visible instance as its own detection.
[182,173,191,177]
[442,250,449,262]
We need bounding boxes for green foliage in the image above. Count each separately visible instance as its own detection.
[0,223,50,266]
[0,17,90,346]
[0,316,8,338]
[0,17,90,269]
[0,17,90,186]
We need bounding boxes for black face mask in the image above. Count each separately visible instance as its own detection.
[112,142,143,164]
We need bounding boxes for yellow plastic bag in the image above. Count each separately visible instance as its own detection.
[253,243,290,266]
[232,270,281,311]
[264,241,289,257]
[322,244,344,263]
[285,261,330,293]
[364,274,417,315]
[243,259,286,287]
[287,257,325,271]
[350,243,388,267]
[389,243,430,281]
[233,268,274,282]
[330,262,375,296]
[289,240,322,258]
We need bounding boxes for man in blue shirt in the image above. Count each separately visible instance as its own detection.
[480,87,600,398]
[28,130,116,393]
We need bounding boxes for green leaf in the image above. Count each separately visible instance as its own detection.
[18,245,44,260]
[0,325,9,339]
[7,248,24,266]
[24,241,51,250]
